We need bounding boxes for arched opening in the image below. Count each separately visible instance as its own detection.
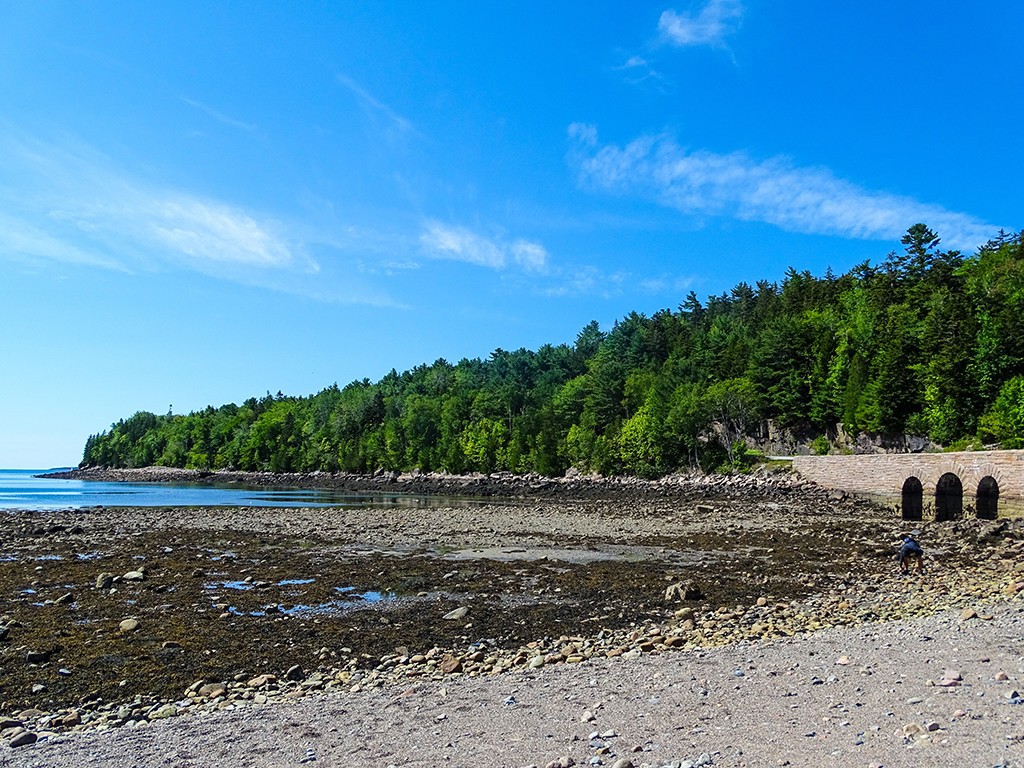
[935,473,963,522]
[977,476,999,520]
[901,476,923,520]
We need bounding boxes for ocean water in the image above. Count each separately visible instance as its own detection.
[0,468,471,511]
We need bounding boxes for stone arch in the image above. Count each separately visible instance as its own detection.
[976,476,999,519]
[935,472,963,522]
[901,476,923,520]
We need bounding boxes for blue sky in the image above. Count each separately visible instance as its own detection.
[1,1,1021,468]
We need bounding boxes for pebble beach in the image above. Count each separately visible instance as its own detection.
[1,469,1022,767]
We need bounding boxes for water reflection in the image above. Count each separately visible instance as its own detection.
[217,586,394,617]
[0,469,491,511]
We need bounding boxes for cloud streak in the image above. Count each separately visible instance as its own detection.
[147,198,296,268]
[0,136,310,277]
[419,221,549,273]
[568,124,1000,251]
[658,0,744,48]
[0,212,125,270]
[612,54,669,88]
[181,98,257,132]
[336,73,415,134]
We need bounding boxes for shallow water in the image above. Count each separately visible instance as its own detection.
[0,468,480,511]
[209,582,395,617]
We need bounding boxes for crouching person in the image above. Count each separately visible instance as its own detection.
[898,532,924,574]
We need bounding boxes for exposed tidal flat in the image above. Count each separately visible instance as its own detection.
[2,469,1024,766]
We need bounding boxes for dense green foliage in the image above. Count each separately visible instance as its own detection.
[84,226,1024,475]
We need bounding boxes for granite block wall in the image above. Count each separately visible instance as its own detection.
[792,450,1024,514]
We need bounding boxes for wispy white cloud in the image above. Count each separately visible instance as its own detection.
[639,275,696,294]
[420,221,504,268]
[613,1,742,89]
[0,212,124,270]
[147,198,297,268]
[336,73,415,134]
[357,257,421,277]
[612,53,669,88]
[181,97,257,132]
[511,240,548,271]
[418,218,694,301]
[540,265,629,299]
[0,136,310,277]
[568,124,1001,251]
[658,0,744,48]
[419,221,549,273]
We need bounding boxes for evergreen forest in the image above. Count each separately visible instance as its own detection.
[82,226,1024,477]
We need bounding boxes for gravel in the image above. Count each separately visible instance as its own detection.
[3,601,1023,768]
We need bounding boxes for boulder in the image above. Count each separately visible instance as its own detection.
[8,731,37,748]
[664,580,703,602]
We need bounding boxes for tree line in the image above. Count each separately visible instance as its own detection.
[83,225,1024,476]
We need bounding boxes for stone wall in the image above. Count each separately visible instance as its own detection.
[792,450,1024,513]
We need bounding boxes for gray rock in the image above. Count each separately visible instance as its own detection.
[119,618,140,633]
[443,606,469,620]
[95,573,114,590]
[149,704,178,719]
[8,730,37,748]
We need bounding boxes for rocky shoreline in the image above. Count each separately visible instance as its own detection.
[46,464,817,503]
[3,470,1023,764]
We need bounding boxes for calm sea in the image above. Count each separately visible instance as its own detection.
[0,468,469,511]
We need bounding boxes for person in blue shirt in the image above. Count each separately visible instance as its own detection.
[898,531,924,574]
